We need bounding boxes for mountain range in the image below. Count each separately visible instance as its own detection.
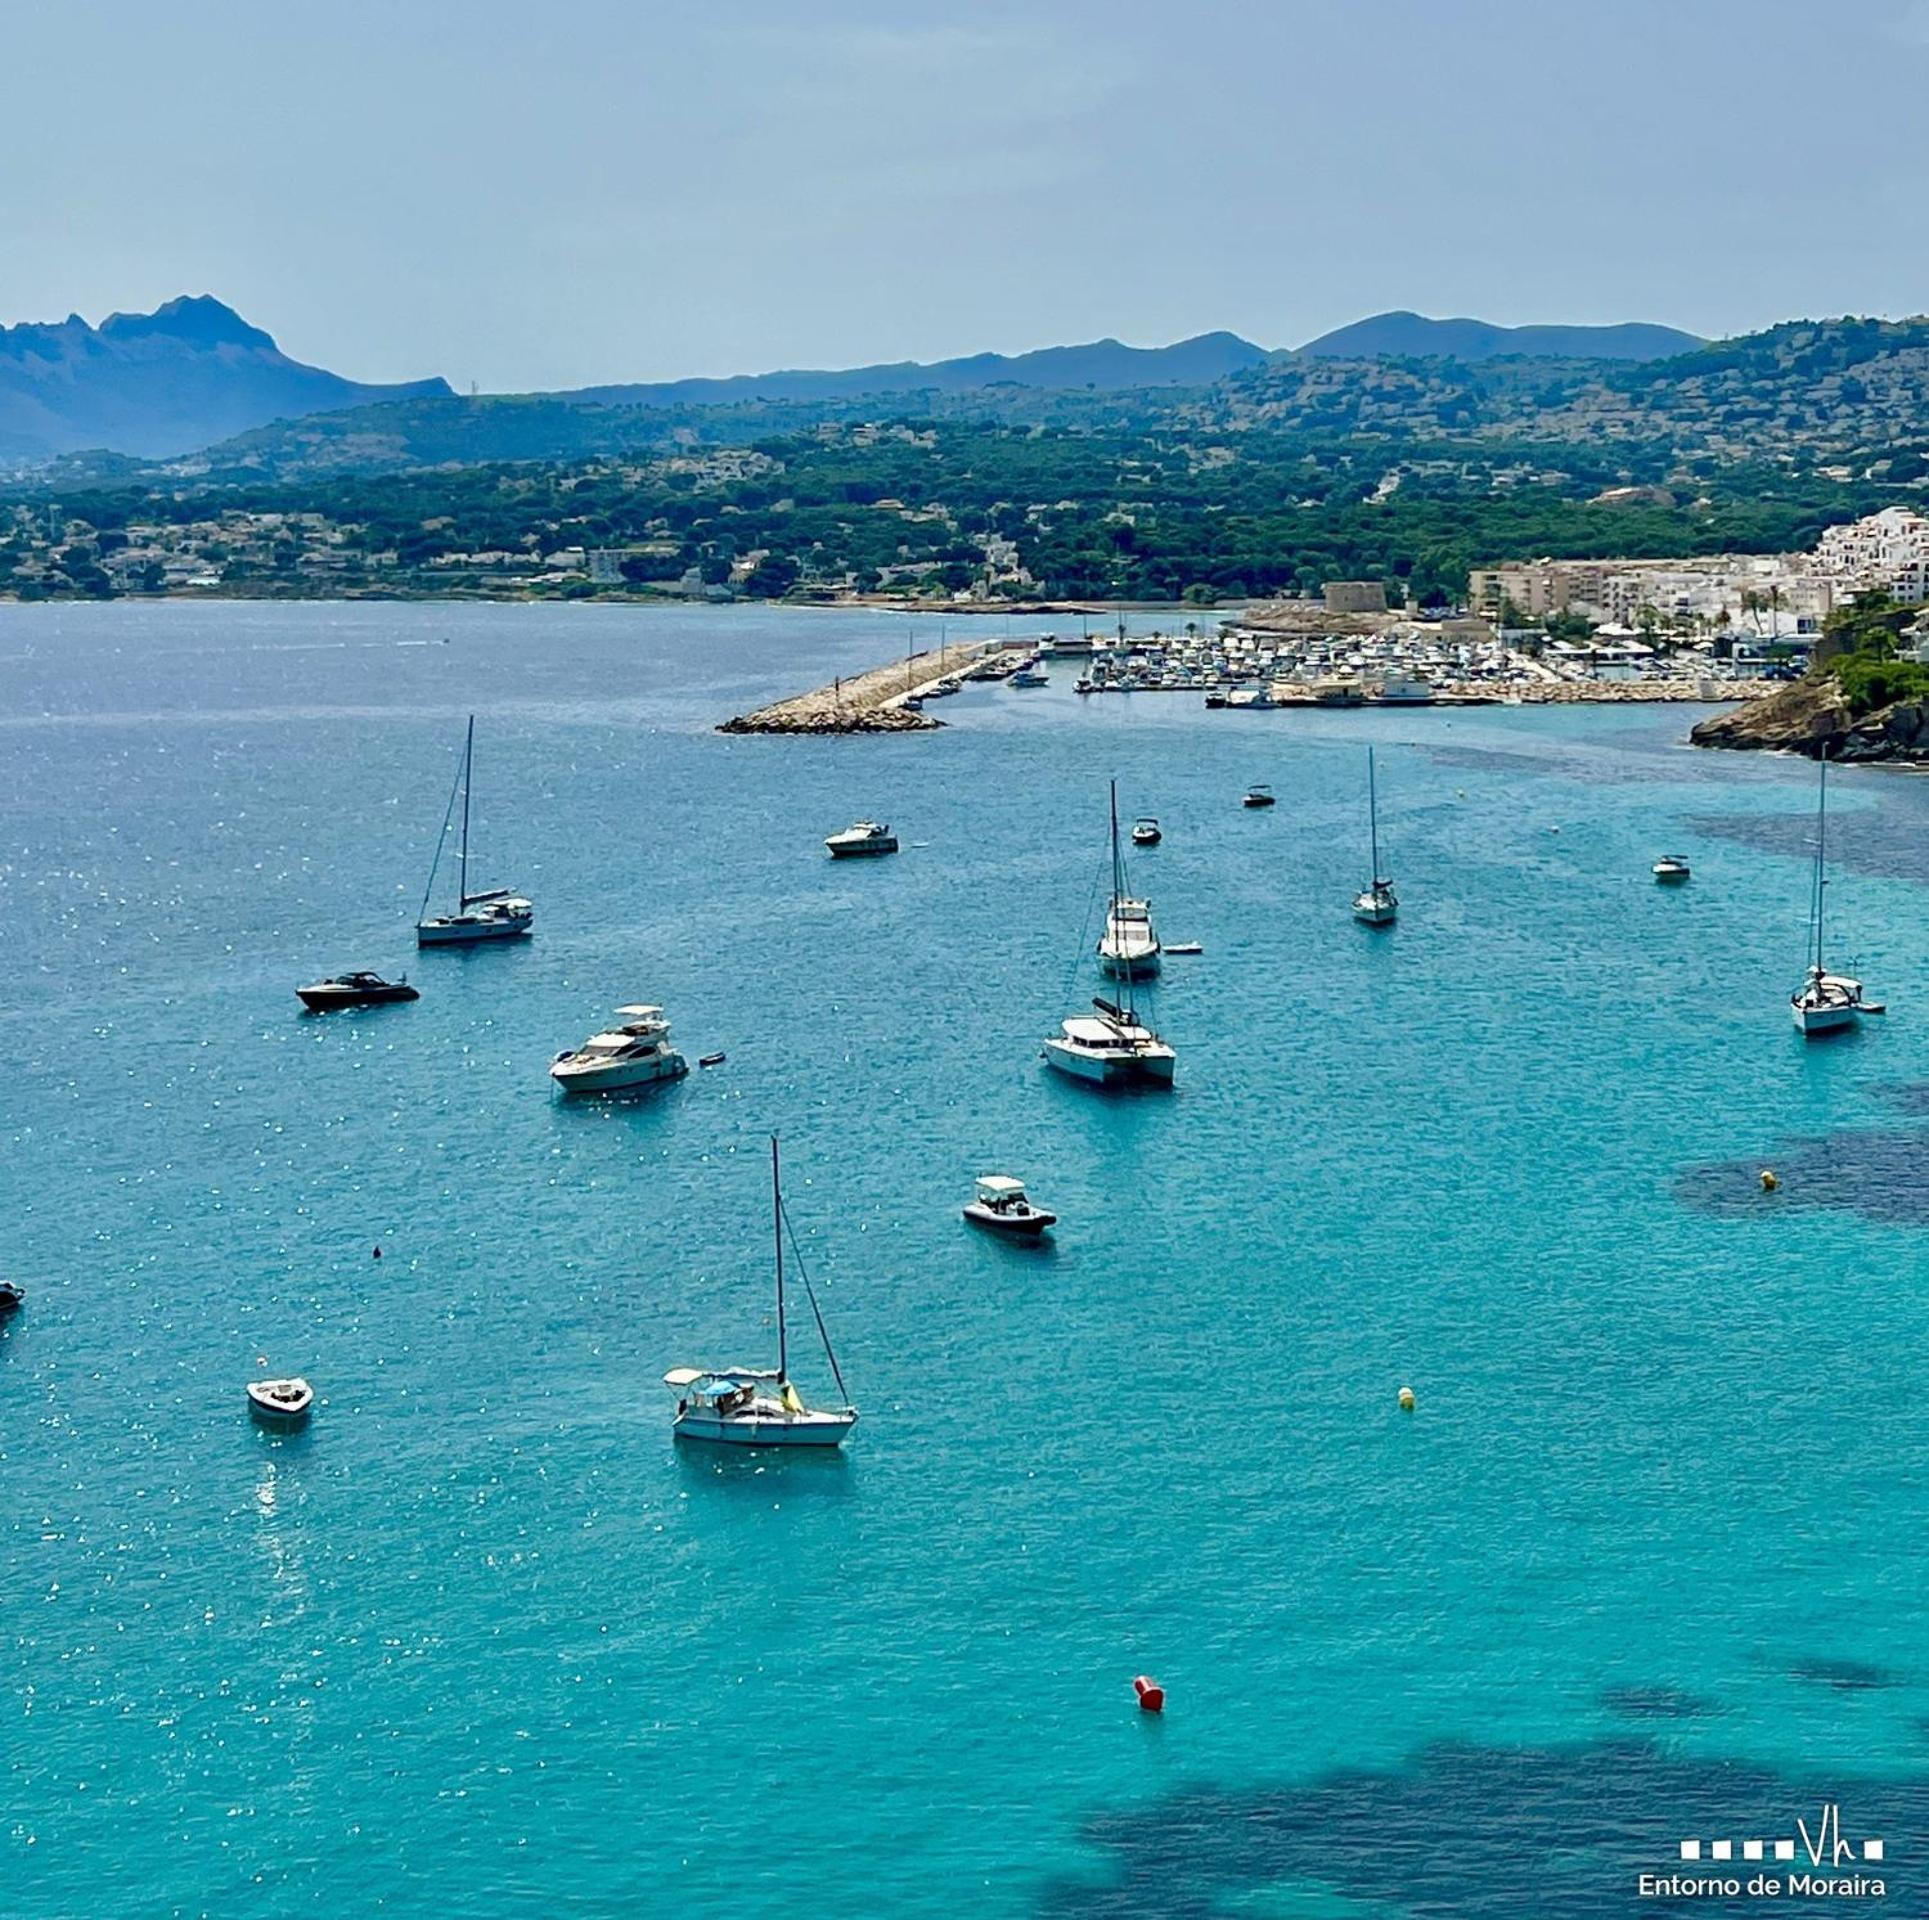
[0,297,1714,467]
[0,296,450,462]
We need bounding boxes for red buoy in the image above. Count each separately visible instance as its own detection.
[1133,1675,1165,1713]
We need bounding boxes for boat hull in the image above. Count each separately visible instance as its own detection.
[826,841,897,858]
[1042,1038,1176,1087]
[673,1409,856,1448]
[551,1051,689,1095]
[963,1204,1056,1237]
[417,913,533,946]
[297,983,419,1011]
[1352,899,1397,926]
[247,1381,313,1426]
[1793,1001,1860,1036]
[1097,947,1162,980]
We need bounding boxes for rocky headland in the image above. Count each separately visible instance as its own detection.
[1689,676,1929,763]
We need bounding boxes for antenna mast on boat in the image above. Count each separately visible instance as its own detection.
[772,1134,788,1384]
[458,714,474,909]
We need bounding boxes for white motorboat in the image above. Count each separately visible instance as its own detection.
[1352,746,1399,926]
[1790,755,1879,1036]
[551,1005,690,1095]
[667,1137,858,1448]
[247,1377,313,1426]
[825,820,899,857]
[963,1175,1057,1238]
[416,716,534,945]
[1652,855,1691,883]
[1099,897,1162,978]
[1131,817,1162,847]
[1008,662,1049,687]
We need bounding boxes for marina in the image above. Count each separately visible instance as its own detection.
[4,598,1925,1920]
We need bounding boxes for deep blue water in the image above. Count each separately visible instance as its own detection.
[3,601,1925,1918]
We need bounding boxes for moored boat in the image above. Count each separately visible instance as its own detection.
[247,1377,314,1426]
[963,1175,1057,1237]
[1652,855,1691,883]
[1790,755,1879,1036]
[551,1005,689,1094]
[1243,783,1276,808]
[296,971,420,1012]
[667,1137,857,1448]
[825,820,899,857]
[1131,817,1162,847]
[416,716,534,946]
[1351,747,1399,926]
[0,1280,23,1313]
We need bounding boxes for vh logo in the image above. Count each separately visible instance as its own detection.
[1679,1803,1884,1866]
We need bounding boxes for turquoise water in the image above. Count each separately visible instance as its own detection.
[3,602,1925,1918]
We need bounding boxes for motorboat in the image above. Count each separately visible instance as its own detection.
[666,1137,858,1448]
[1652,855,1691,883]
[825,820,899,857]
[247,1377,314,1426]
[963,1175,1057,1238]
[1243,784,1276,808]
[1352,746,1399,926]
[1008,662,1049,687]
[416,716,534,945]
[296,971,420,1012]
[1131,817,1162,847]
[0,1280,22,1313]
[551,1005,689,1094]
[1790,754,1879,1036]
[1099,897,1162,979]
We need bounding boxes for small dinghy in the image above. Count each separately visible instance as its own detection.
[1164,941,1204,956]
[962,1175,1057,1239]
[247,1377,314,1426]
[698,1051,728,1068]
[1131,816,1162,847]
[1652,855,1691,884]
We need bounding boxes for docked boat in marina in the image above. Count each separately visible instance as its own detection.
[1131,817,1162,847]
[826,820,899,857]
[1352,747,1398,926]
[1791,756,1880,1036]
[963,1175,1057,1238]
[247,1377,313,1426]
[1243,783,1276,808]
[666,1137,858,1448]
[550,1005,689,1094]
[1008,661,1049,687]
[416,716,534,946]
[296,971,419,1012]
[1652,855,1691,883]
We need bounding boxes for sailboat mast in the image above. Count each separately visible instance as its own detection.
[458,714,474,909]
[772,1134,788,1383]
[1813,752,1828,972]
[1368,747,1380,881]
[1109,778,1134,1022]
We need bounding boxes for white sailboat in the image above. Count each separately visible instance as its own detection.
[1791,752,1880,1036]
[1352,746,1398,926]
[1045,784,1176,1088]
[1096,783,1162,979]
[416,716,533,945]
[665,1137,858,1448]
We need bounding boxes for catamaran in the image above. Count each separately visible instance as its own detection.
[1791,752,1880,1036]
[665,1137,858,1448]
[1097,784,1162,979]
[1352,746,1398,926]
[416,716,533,945]
[1045,784,1176,1087]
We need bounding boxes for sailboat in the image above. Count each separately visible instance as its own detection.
[416,716,534,946]
[664,1137,858,1447]
[1044,785,1176,1087]
[1352,746,1398,925]
[1097,782,1162,979]
[1790,752,1880,1035]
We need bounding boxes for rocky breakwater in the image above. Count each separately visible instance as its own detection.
[1690,675,1929,763]
[719,641,999,735]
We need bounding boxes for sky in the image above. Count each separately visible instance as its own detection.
[3,0,1927,391]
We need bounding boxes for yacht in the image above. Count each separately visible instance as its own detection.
[296,971,419,1012]
[1094,785,1162,980]
[1008,662,1049,687]
[665,1137,858,1448]
[1131,817,1162,847]
[826,820,899,857]
[1044,785,1177,1089]
[416,716,534,945]
[247,1377,313,1426]
[550,1005,689,1095]
[1352,746,1398,926]
[963,1175,1057,1238]
[1243,783,1276,808]
[1652,855,1691,883]
[1790,755,1881,1036]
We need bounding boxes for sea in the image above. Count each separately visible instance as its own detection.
[3,600,1925,1919]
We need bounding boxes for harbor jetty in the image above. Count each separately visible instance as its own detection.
[720,640,1020,734]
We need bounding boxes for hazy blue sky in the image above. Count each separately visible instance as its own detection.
[4,0,1926,390]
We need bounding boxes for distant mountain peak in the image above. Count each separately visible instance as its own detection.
[1295,311,1705,364]
[99,294,276,351]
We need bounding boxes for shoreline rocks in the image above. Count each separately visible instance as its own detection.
[1689,677,1929,763]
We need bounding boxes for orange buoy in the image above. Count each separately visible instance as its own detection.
[1133,1675,1165,1713]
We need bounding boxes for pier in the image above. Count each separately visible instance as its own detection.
[719,640,1022,734]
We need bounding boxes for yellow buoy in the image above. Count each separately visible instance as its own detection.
[1761,1169,1779,1192]
[1398,1386,1416,1412]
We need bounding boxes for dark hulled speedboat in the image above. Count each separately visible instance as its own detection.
[297,972,420,1012]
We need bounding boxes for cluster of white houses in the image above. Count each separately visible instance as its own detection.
[1468,506,1929,638]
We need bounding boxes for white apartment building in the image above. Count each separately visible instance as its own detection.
[1813,506,1929,603]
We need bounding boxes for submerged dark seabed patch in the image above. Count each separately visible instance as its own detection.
[1601,1686,1718,1721]
[1040,1739,1923,1917]
[1791,1658,1898,1693]
[1690,794,1929,885]
[1677,1115,1929,1229]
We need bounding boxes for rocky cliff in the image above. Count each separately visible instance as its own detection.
[1689,676,1929,762]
